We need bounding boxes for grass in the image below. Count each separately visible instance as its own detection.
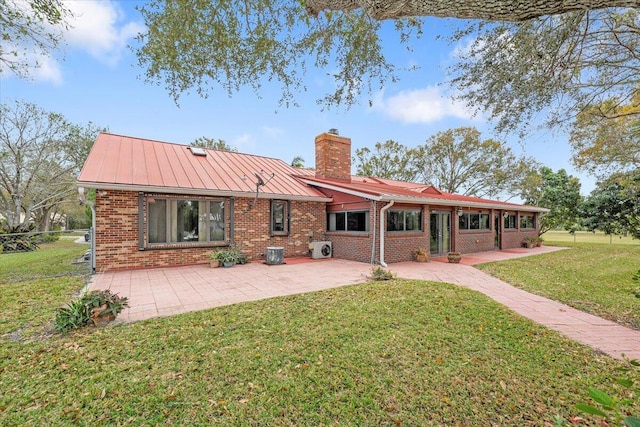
[0,240,89,339]
[544,230,639,246]
[478,241,640,329]
[2,280,637,425]
[1,240,638,425]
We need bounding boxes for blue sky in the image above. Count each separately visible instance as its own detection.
[0,0,595,196]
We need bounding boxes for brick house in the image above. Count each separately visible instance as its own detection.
[77,131,547,271]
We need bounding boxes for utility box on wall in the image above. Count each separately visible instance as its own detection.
[266,247,284,265]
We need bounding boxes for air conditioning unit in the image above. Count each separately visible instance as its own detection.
[312,241,332,259]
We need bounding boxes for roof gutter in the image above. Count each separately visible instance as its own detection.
[379,200,394,268]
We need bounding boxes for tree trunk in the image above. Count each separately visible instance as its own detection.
[305,0,639,21]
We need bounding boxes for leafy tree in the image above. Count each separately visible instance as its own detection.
[66,122,107,172]
[135,0,639,117]
[1,0,71,78]
[190,137,237,152]
[448,9,640,135]
[521,167,583,235]
[354,140,417,181]
[0,100,101,232]
[570,95,640,180]
[412,127,538,199]
[291,156,305,168]
[581,170,640,239]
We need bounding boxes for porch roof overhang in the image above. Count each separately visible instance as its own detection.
[76,182,333,203]
[298,178,549,213]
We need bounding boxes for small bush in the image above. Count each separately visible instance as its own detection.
[370,266,395,281]
[54,299,91,334]
[55,290,129,334]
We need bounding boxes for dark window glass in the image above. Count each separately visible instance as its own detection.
[520,214,535,229]
[504,214,517,229]
[271,200,289,235]
[347,211,367,231]
[387,210,421,232]
[327,211,369,232]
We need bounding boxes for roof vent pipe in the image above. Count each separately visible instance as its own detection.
[328,128,339,135]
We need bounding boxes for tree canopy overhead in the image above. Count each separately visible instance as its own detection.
[136,1,639,135]
[448,9,640,134]
[0,0,71,78]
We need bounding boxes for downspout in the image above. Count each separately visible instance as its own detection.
[379,200,394,267]
[370,200,376,265]
[90,201,96,272]
[78,187,96,273]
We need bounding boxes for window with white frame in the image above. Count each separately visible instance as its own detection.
[459,212,490,230]
[387,209,422,232]
[147,198,225,245]
[327,211,369,232]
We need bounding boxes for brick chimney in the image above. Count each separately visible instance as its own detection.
[315,129,351,182]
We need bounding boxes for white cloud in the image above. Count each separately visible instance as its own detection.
[232,133,257,152]
[0,42,62,84]
[63,0,145,66]
[372,86,477,124]
[261,126,284,138]
[30,53,63,84]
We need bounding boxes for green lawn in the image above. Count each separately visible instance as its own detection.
[1,240,638,425]
[544,230,639,246]
[0,240,89,339]
[478,241,640,329]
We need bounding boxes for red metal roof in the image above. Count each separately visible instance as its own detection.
[78,133,546,212]
[298,175,547,212]
[77,133,330,201]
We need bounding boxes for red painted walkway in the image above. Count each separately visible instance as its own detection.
[89,246,640,361]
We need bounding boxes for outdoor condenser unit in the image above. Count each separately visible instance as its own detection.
[265,246,284,265]
[311,241,332,259]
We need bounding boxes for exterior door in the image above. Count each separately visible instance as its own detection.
[430,212,451,255]
[494,215,501,249]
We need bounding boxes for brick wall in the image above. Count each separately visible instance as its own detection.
[455,230,496,253]
[94,190,325,271]
[95,190,541,270]
[314,132,351,181]
[234,198,325,259]
[325,202,430,264]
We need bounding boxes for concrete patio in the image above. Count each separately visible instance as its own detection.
[89,246,640,361]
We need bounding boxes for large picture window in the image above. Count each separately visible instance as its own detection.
[520,214,535,229]
[271,200,290,236]
[387,209,422,232]
[147,197,225,245]
[459,212,490,230]
[327,211,369,232]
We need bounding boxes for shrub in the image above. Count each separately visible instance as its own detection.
[55,290,129,334]
[370,266,395,281]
